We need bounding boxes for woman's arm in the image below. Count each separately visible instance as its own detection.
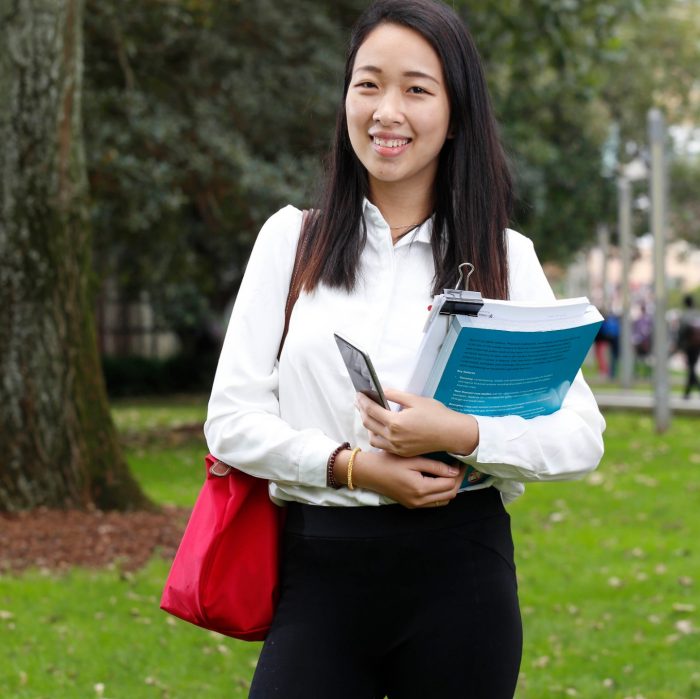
[355,375,604,483]
[204,206,339,488]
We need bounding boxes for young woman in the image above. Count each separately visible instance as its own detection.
[205,1,605,696]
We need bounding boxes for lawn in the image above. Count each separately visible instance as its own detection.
[1,402,698,698]
[510,412,700,698]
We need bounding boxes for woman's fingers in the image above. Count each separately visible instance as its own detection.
[382,387,416,407]
[412,475,463,508]
[405,460,465,507]
[356,392,390,422]
[361,414,387,437]
[356,389,467,457]
[356,393,398,443]
[358,450,465,509]
[415,457,461,479]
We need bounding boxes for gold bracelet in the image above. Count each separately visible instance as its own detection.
[347,447,362,491]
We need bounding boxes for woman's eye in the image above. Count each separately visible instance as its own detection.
[356,81,377,89]
[408,86,428,95]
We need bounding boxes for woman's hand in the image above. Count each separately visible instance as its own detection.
[355,389,479,457]
[334,448,466,509]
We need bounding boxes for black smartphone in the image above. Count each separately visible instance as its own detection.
[334,333,389,409]
[334,332,457,468]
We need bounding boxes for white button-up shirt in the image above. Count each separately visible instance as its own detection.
[205,200,605,506]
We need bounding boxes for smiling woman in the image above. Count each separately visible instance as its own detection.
[296,0,513,302]
[345,23,452,217]
[202,1,605,697]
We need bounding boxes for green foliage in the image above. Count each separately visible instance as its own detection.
[668,284,700,314]
[83,0,700,325]
[670,158,700,247]
[456,0,648,260]
[596,0,700,247]
[84,0,351,318]
[599,0,700,145]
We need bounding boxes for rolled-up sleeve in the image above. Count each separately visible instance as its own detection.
[204,206,337,487]
[470,372,605,481]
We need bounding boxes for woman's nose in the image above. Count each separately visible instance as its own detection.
[372,91,404,125]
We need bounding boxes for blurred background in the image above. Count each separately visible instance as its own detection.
[1,1,700,697]
[84,0,700,405]
[85,0,698,386]
[5,0,700,395]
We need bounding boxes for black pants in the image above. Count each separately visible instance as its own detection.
[249,488,522,698]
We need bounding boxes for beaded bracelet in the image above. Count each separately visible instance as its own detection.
[327,442,350,489]
[347,447,362,491]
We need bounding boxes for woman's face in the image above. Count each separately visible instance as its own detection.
[345,23,451,197]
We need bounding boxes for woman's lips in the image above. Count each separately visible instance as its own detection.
[371,135,412,158]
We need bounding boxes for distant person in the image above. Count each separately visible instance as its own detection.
[677,294,700,399]
[596,311,620,379]
[203,2,606,696]
[594,309,610,377]
[606,312,620,378]
[632,303,653,377]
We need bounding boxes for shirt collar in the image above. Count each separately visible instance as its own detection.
[362,198,433,246]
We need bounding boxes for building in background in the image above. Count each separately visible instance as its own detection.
[559,238,700,314]
[96,279,180,359]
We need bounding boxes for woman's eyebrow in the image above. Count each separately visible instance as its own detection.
[353,65,440,84]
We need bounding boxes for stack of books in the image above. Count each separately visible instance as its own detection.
[406,293,603,490]
[408,295,603,419]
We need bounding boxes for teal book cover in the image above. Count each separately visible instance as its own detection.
[431,319,602,418]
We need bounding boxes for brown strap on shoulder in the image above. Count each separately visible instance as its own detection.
[278,208,313,359]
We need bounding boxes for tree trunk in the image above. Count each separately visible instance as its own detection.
[0,0,152,511]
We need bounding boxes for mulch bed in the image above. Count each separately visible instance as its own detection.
[0,506,190,575]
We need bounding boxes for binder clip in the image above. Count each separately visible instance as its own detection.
[440,263,484,317]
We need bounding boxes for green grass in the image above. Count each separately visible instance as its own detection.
[511,412,700,698]
[112,394,208,507]
[110,394,207,435]
[126,437,207,507]
[1,402,699,698]
[0,560,261,698]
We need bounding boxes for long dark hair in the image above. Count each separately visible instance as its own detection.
[300,0,512,299]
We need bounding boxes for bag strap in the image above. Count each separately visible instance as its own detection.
[277,208,313,359]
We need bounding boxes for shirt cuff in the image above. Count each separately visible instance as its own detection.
[471,414,528,465]
[448,445,479,464]
[297,432,343,488]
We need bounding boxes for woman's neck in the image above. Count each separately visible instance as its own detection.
[368,182,433,242]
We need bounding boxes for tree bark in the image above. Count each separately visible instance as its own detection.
[0,0,152,511]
